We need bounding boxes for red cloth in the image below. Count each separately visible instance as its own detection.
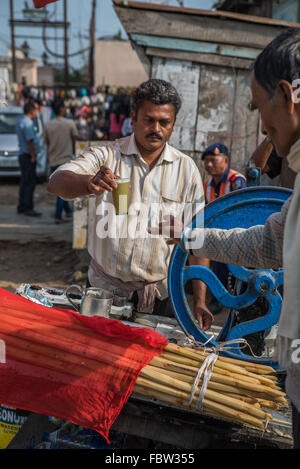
[33,0,59,7]
[0,288,168,443]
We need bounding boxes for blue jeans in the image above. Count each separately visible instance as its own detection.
[18,153,36,212]
[50,166,72,220]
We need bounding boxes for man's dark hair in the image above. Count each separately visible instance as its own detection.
[131,79,181,116]
[53,100,65,116]
[23,101,36,115]
[254,27,300,98]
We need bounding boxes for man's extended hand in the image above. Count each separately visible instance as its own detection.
[87,165,119,195]
[148,215,184,245]
[193,301,214,331]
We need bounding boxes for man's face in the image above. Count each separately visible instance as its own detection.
[131,100,176,153]
[251,74,300,157]
[29,109,37,120]
[204,154,228,177]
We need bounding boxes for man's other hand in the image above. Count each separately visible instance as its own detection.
[148,215,184,245]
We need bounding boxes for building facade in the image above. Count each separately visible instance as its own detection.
[215,0,300,23]
[94,39,148,88]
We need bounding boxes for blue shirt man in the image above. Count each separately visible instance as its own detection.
[16,102,42,217]
[16,115,40,156]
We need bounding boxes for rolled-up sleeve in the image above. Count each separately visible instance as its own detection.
[50,145,108,177]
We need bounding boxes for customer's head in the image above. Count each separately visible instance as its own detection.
[202,143,229,178]
[53,101,66,117]
[24,101,36,120]
[131,79,181,153]
[252,28,300,157]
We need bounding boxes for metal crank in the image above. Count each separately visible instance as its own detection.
[168,187,292,367]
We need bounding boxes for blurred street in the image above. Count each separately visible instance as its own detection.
[0,178,87,293]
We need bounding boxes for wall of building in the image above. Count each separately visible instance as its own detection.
[152,57,260,176]
[16,58,38,86]
[272,0,299,23]
[94,40,148,87]
[37,66,54,87]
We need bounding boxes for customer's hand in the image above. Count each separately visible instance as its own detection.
[148,215,184,245]
[193,301,214,331]
[87,165,119,195]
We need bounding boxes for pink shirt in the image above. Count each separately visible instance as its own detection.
[109,113,125,133]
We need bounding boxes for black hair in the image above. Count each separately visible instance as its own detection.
[23,101,36,115]
[131,79,181,116]
[254,27,300,98]
[52,100,65,116]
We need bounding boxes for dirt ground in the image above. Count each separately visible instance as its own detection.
[0,178,89,294]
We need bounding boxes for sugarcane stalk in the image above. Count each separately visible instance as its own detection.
[0,314,146,372]
[3,336,92,379]
[162,349,276,388]
[165,343,276,379]
[153,366,249,396]
[140,364,269,421]
[150,355,286,399]
[134,378,265,429]
[2,305,137,360]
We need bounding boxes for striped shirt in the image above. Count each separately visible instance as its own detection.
[57,134,205,299]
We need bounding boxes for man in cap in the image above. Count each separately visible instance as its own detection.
[202,143,246,204]
[201,143,246,312]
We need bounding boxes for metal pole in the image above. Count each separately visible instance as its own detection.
[63,0,69,88]
[89,0,97,88]
[10,0,17,83]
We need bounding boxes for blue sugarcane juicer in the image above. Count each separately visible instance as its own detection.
[168,176,292,369]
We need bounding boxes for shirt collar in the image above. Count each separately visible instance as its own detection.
[210,167,229,188]
[119,133,180,164]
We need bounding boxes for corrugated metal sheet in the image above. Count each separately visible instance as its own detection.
[113,0,300,28]
[132,34,260,60]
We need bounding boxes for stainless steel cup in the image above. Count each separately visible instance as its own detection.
[113,288,128,307]
[65,285,113,318]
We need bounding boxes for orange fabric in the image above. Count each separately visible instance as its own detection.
[0,288,168,443]
[204,169,243,203]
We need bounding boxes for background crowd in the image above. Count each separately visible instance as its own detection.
[16,83,135,142]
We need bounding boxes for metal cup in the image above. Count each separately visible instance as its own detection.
[65,285,113,318]
[112,178,131,215]
[113,288,128,307]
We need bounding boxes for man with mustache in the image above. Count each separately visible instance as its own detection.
[47,79,208,320]
[151,29,300,448]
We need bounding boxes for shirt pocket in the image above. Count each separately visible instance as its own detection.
[160,192,185,221]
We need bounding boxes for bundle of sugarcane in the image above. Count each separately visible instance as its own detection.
[133,342,288,430]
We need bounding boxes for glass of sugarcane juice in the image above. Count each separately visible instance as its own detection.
[112,178,131,215]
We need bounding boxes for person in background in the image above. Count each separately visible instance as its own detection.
[44,101,78,224]
[121,109,133,137]
[16,101,41,217]
[202,143,246,203]
[201,143,246,312]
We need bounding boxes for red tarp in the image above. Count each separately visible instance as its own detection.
[0,288,168,443]
[33,0,59,8]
